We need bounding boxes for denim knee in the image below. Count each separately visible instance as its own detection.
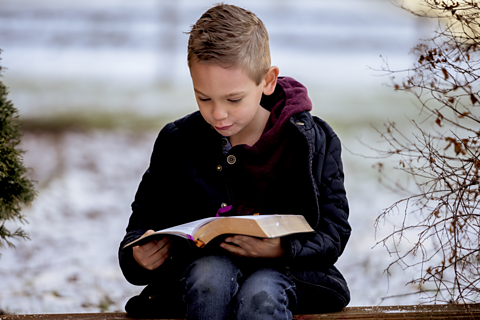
[183,254,240,293]
[182,254,241,320]
[235,268,296,320]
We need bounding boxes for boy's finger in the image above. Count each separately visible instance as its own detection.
[133,242,154,253]
[263,237,281,245]
[150,250,170,269]
[220,242,246,256]
[234,236,264,252]
[157,235,171,246]
[225,238,245,250]
[143,243,171,269]
[153,239,171,256]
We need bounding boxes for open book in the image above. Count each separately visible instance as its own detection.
[123,215,314,249]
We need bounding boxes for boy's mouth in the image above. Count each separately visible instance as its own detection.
[215,124,233,131]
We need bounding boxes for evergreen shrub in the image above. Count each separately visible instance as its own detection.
[0,49,36,255]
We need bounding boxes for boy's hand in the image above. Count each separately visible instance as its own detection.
[220,235,285,258]
[132,230,171,270]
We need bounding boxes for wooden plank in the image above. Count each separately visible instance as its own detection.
[295,304,480,319]
[1,304,479,320]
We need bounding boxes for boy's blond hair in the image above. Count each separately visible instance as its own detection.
[187,3,271,85]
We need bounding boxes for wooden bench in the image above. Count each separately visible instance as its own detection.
[2,304,480,320]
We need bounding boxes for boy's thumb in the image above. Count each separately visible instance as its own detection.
[143,229,156,236]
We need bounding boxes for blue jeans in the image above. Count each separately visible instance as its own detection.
[182,254,297,320]
[124,252,347,318]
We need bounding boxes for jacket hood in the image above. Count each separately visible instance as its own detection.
[261,76,312,135]
[246,76,312,152]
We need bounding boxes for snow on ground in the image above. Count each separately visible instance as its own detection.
[0,128,432,314]
[0,130,156,314]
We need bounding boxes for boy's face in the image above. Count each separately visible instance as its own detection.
[190,61,267,142]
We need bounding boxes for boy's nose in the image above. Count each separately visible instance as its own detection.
[212,104,228,121]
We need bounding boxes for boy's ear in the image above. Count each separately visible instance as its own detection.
[262,66,279,96]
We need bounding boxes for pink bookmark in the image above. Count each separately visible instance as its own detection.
[216,205,232,217]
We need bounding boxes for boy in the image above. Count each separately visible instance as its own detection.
[119,3,351,319]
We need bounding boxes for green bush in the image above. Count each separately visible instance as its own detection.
[0,50,36,254]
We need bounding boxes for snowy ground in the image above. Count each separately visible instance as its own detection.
[0,130,155,313]
[0,126,432,314]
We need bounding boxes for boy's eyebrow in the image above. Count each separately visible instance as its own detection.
[225,91,245,97]
[194,89,245,97]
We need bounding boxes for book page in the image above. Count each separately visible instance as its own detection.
[157,217,217,237]
[222,215,273,220]
[123,217,219,249]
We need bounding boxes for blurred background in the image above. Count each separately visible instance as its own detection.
[0,0,437,314]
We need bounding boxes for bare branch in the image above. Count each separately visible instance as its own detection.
[370,0,480,304]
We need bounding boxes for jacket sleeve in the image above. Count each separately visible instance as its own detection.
[118,122,199,285]
[282,119,351,268]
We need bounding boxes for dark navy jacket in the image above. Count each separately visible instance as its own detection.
[119,78,351,311]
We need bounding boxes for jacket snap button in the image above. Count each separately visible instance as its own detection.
[221,138,228,146]
[221,203,228,207]
[227,155,236,165]
[216,165,222,172]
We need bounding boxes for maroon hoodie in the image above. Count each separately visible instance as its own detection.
[228,77,317,216]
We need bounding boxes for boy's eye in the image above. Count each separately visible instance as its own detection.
[198,97,211,102]
[228,98,242,103]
